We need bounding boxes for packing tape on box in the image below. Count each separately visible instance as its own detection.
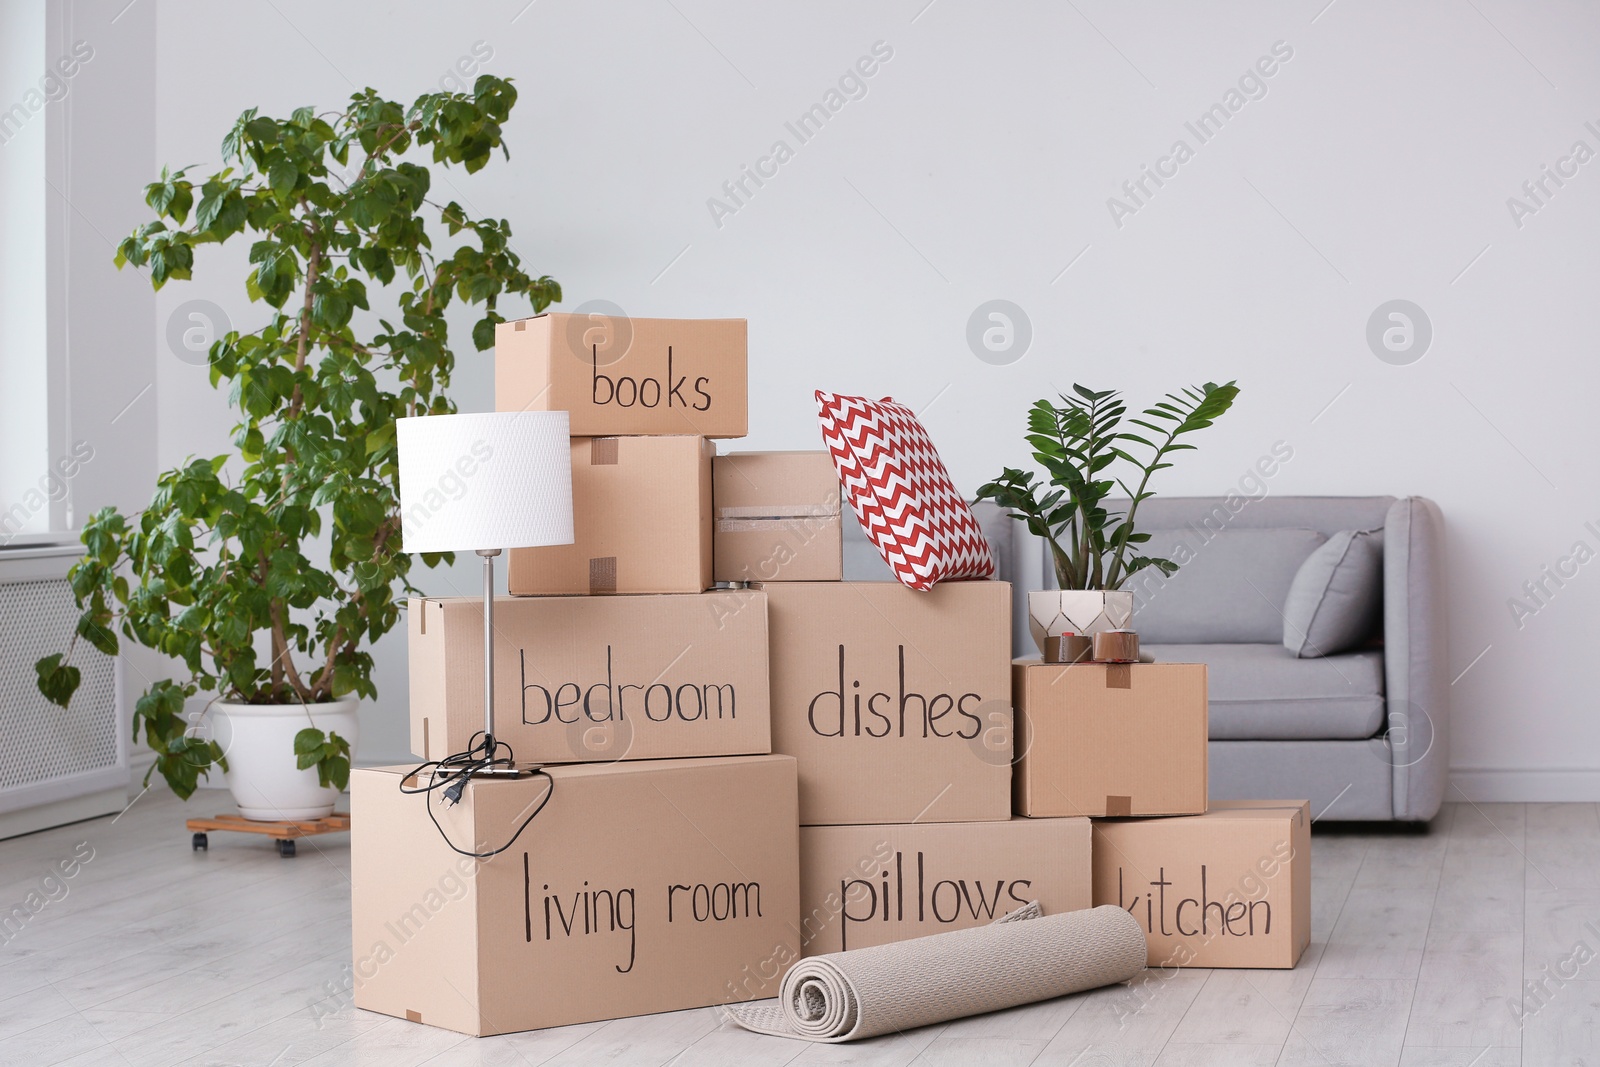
[726,904,1145,1043]
[717,517,817,533]
[716,504,842,520]
[1092,630,1140,664]
[1104,795,1133,817]
[1043,634,1093,664]
[589,438,619,465]
[588,556,617,594]
[1105,663,1132,689]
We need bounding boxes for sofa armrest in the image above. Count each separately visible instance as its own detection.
[1384,496,1450,820]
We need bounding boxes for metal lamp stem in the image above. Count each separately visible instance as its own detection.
[477,548,501,748]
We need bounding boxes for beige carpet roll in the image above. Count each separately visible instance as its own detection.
[727,903,1146,1042]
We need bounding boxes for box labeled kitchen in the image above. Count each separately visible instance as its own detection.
[1013,661,1207,818]
[408,591,770,764]
[759,580,1013,826]
[1093,800,1311,969]
[799,817,1090,955]
[713,451,842,583]
[495,313,747,438]
[508,435,712,596]
[351,755,800,1036]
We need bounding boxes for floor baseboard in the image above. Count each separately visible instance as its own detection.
[0,787,129,841]
[1450,767,1600,802]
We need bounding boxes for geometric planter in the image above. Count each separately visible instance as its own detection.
[1026,590,1134,656]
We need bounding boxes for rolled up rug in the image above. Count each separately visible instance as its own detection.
[727,903,1146,1042]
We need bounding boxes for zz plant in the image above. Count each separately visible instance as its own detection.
[35,77,559,798]
[977,382,1239,591]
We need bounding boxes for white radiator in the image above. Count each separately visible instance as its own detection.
[0,544,127,838]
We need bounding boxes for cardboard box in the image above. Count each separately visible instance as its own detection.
[1092,800,1311,969]
[1013,661,1208,818]
[799,817,1091,955]
[496,313,747,438]
[351,755,800,1036]
[509,435,712,596]
[713,451,842,583]
[759,580,1013,826]
[408,591,770,764]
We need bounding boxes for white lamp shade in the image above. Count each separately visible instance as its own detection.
[397,411,574,553]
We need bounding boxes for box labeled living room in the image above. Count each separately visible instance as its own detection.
[14,9,1564,1061]
[351,755,800,1036]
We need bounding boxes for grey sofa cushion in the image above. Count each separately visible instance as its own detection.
[1148,643,1385,740]
[1126,528,1327,644]
[1110,495,1396,538]
[1283,529,1383,657]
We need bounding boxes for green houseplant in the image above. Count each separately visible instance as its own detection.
[35,77,559,814]
[975,382,1238,652]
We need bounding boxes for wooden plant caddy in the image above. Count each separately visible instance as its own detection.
[186,812,351,857]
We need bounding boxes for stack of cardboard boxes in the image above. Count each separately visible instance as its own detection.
[349,313,1309,1039]
[769,579,1094,954]
[353,315,805,1036]
[1013,659,1310,971]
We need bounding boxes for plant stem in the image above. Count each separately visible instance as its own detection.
[268,598,310,703]
[1105,434,1174,588]
[287,234,321,420]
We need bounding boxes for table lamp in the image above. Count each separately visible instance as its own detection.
[397,411,573,779]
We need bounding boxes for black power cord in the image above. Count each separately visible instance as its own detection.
[398,732,555,859]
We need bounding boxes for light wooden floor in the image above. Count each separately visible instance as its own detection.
[1,792,1593,1067]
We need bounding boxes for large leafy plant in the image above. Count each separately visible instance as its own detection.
[976,382,1239,590]
[35,78,559,798]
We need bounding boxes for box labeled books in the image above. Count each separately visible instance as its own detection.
[496,314,746,438]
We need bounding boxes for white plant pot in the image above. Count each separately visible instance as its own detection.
[210,698,360,821]
[1027,590,1135,655]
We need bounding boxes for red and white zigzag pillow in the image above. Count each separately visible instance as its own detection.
[815,390,995,591]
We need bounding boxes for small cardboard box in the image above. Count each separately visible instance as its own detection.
[1013,661,1208,818]
[408,591,770,764]
[351,755,800,1036]
[759,580,1013,826]
[1092,800,1311,969]
[495,313,747,438]
[713,451,842,583]
[509,435,712,596]
[799,817,1091,955]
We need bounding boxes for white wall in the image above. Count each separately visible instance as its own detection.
[44,1,160,533]
[122,0,1600,796]
[1,2,158,539]
[0,2,50,535]
[2,1,161,776]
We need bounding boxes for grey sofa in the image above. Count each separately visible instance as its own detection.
[841,495,1448,823]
